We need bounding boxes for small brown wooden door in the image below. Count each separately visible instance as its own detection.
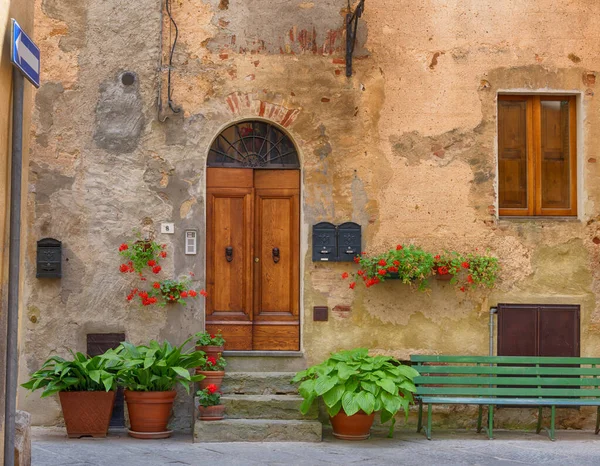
[206,168,300,350]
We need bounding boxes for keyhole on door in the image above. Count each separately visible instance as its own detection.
[272,247,280,263]
[225,246,233,262]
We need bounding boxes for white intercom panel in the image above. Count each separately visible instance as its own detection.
[185,230,197,255]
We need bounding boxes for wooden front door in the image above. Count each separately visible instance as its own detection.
[206,168,300,350]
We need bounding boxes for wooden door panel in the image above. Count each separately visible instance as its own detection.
[206,184,253,350]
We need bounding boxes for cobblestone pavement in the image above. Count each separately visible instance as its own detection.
[32,427,600,466]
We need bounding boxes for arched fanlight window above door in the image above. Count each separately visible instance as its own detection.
[207,121,300,169]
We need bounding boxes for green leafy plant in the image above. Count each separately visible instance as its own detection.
[196,355,227,372]
[195,331,225,347]
[344,245,435,291]
[118,230,166,275]
[104,338,205,393]
[197,384,221,407]
[292,348,419,437]
[21,351,122,398]
[464,251,500,289]
[432,251,463,278]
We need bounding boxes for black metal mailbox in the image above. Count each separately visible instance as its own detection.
[337,222,361,262]
[312,222,337,262]
[36,238,62,278]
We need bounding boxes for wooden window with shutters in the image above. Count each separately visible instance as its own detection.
[498,95,577,217]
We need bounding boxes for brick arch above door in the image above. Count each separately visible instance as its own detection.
[224,92,301,129]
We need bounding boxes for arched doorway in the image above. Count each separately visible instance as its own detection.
[205,121,300,351]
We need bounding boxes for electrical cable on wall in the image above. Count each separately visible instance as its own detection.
[166,0,181,113]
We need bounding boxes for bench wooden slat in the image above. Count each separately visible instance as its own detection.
[418,397,600,406]
[413,366,600,376]
[413,376,600,386]
[411,355,600,365]
[418,387,600,397]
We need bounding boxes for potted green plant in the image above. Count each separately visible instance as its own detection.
[196,355,227,391]
[292,348,419,440]
[105,338,205,439]
[197,383,225,421]
[118,231,166,275]
[195,331,225,359]
[21,351,121,438]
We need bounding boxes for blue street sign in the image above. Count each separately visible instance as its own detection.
[11,19,40,88]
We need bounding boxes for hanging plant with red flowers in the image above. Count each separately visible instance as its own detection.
[343,245,499,293]
[118,232,166,274]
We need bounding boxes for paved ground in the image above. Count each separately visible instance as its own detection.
[32,427,600,466]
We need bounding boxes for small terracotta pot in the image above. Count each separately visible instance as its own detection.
[124,390,176,439]
[330,410,375,440]
[59,391,116,438]
[195,370,225,390]
[198,404,225,421]
[196,345,224,360]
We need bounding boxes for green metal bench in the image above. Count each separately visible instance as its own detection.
[410,355,600,441]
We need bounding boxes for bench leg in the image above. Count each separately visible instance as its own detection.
[596,406,600,435]
[426,403,433,440]
[476,405,483,433]
[487,405,494,440]
[417,401,423,433]
[549,405,556,441]
[536,407,543,434]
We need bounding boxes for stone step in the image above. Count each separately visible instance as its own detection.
[221,372,299,395]
[194,419,322,443]
[221,394,317,420]
[222,352,307,372]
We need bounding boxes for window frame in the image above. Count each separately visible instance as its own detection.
[498,94,577,217]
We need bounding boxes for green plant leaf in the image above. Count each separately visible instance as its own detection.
[337,363,358,381]
[355,391,375,414]
[299,393,316,415]
[322,384,345,408]
[341,391,360,416]
[88,370,101,384]
[171,367,191,380]
[298,379,316,399]
[314,376,338,396]
[376,378,397,395]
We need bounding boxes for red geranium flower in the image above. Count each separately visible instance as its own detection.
[119,243,128,252]
[152,265,161,274]
[119,264,129,273]
[434,255,441,261]
[378,269,387,276]
[180,291,188,298]
[207,384,218,394]
[467,274,474,283]
[189,290,197,297]
[349,282,356,289]
[148,260,156,267]
[396,245,403,250]
[437,266,449,275]
[353,256,360,264]
[460,286,466,292]
[378,259,387,267]
[393,260,400,266]
[341,272,349,279]
[160,251,167,258]
[200,290,207,297]
[153,282,160,289]
[207,356,217,366]
[357,270,364,276]
[462,262,470,269]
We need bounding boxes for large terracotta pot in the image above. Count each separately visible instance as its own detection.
[59,391,116,438]
[198,404,225,421]
[124,390,176,439]
[195,370,225,390]
[196,345,224,360]
[330,410,376,440]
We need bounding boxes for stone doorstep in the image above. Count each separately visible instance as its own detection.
[221,394,318,420]
[193,419,322,443]
[222,353,307,373]
[220,372,299,395]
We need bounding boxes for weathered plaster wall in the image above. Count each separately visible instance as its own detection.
[21,0,600,431]
[1,0,35,457]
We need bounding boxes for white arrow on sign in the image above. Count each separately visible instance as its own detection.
[15,31,39,73]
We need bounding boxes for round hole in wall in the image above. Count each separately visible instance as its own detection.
[121,72,136,86]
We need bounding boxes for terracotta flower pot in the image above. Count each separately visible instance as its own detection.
[195,370,225,390]
[196,345,224,360]
[59,391,116,438]
[330,410,375,440]
[435,273,453,281]
[198,404,225,421]
[124,390,176,439]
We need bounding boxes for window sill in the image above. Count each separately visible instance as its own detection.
[498,216,580,222]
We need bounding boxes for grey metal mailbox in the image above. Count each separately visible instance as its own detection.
[36,238,62,278]
[312,222,337,262]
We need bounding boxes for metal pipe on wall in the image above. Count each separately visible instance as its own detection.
[3,67,24,466]
[489,307,498,357]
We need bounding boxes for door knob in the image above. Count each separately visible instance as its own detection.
[255,257,259,263]
[272,247,280,264]
[225,246,233,262]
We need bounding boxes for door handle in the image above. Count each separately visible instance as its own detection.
[225,246,233,262]
[272,247,280,264]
